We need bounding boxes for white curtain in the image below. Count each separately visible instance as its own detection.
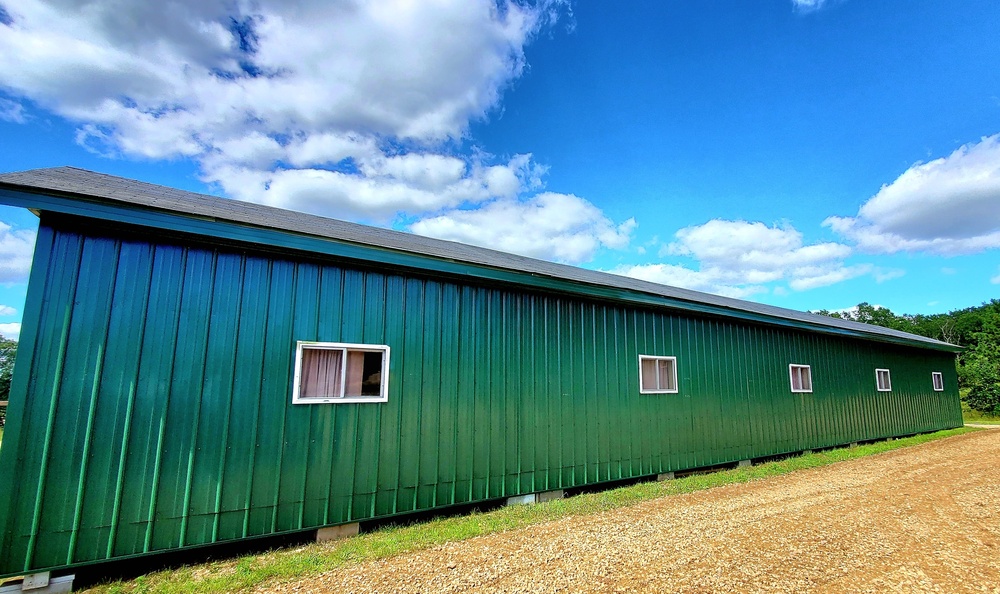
[301,348,343,398]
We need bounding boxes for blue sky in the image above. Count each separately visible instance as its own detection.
[1,0,999,339]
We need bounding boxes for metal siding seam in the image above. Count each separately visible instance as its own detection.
[290,263,320,529]
[379,275,406,516]
[472,287,485,499]
[417,281,440,509]
[488,290,503,498]
[592,305,604,481]
[142,245,189,553]
[240,259,272,538]
[316,266,343,523]
[304,267,335,526]
[24,300,75,568]
[66,309,118,562]
[92,241,148,561]
[110,243,161,555]
[440,283,459,505]
[458,283,472,499]
[210,255,247,541]
[38,238,105,564]
[178,250,219,547]
[66,345,103,563]
[397,278,422,510]
[23,232,84,571]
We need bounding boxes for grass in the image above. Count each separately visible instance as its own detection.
[963,405,1000,425]
[960,389,1000,424]
[84,426,979,594]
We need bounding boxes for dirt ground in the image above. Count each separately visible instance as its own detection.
[261,429,1000,593]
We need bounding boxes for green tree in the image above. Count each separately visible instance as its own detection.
[962,310,1000,414]
[0,334,16,427]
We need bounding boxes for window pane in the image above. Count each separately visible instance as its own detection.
[657,359,673,391]
[802,368,812,391]
[656,359,670,390]
[641,358,658,391]
[300,348,343,398]
[791,368,802,391]
[345,350,384,397]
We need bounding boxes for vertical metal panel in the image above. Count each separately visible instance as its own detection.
[0,217,964,577]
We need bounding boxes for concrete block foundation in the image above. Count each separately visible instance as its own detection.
[316,522,360,543]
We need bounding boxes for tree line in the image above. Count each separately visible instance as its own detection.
[0,334,14,427]
[815,300,1000,415]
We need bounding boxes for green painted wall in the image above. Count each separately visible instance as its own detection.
[0,216,962,577]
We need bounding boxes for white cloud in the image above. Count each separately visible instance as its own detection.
[411,192,636,264]
[614,219,882,298]
[0,0,575,224]
[792,0,830,12]
[0,322,20,340]
[0,97,25,122]
[991,267,1000,285]
[0,222,36,284]
[610,263,768,299]
[825,134,1000,255]
[0,305,16,316]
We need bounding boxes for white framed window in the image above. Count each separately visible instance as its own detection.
[292,341,390,404]
[876,368,892,392]
[639,355,678,394]
[932,372,944,392]
[789,364,813,393]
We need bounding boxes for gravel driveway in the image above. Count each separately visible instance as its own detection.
[261,429,1000,593]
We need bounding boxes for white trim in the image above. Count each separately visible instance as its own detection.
[931,371,944,392]
[875,368,892,392]
[638,355,679,394]
[789,364,813,393]
[292,341,390,404]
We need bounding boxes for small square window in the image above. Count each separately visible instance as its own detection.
[876,368,892,392]
[293,342,389,404]
[932,372,944,392]
[789,364,813,393]
[639,355,678,394]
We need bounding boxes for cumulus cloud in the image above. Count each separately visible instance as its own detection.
[0,222,36,284]
[613,219,880,297]
[825,134,1000,255]
[0,1,613,238]
[412,192,636,264]
[0,322,20,340]
[0,305,15,316]
[609,263,768,299]
[992,266,1000,285]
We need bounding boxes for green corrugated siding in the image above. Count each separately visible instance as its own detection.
[0,218,962,577]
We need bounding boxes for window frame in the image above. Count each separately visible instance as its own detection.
[931,371,944,392]
[875,368,892,392]
[789,364,813,393]
[292,341,390,404]
[638,355,679,394]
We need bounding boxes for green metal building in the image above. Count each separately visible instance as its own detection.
[0,167,961,579]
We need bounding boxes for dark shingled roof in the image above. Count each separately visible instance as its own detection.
[0,166,958,351]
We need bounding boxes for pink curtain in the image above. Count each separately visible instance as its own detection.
[301,348,343,398]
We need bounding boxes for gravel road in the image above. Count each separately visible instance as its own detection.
[261,430,1000,593]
